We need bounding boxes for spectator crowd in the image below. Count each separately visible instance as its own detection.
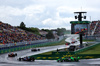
[90,21,97,33]
[90,21,100,36]
[0,21,45,44]
[94,21,100,35]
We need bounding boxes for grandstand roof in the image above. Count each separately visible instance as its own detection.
[70,21,91,24]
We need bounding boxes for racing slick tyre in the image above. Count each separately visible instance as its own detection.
[31,49,34,51]
[18,58,22,61]
[8,55,10,57]
[15,53,17,56]
[74,58,79,62]
[63,60,66,62]
[31,57,35,61]
[38,49,40,51]
[68,58,72,62]
[57,60,60,62]
[61,60,63,62]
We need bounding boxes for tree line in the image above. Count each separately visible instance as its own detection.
[17,22,69,39]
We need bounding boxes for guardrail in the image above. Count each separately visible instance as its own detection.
[0,36,64,48]
[0,39,48,48]
[0,36,64,54]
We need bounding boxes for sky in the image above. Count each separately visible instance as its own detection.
[0,0,100,30]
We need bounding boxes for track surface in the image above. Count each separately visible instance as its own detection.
[0,34,100,66]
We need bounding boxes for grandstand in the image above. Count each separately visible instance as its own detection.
[1,20,100,44]
[81,21,100,40]
[90,21,100,36]
[0,21,45,44]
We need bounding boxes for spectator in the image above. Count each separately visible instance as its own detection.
[0,21,45,44]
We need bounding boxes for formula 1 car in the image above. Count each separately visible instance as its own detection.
[31,48,40,52]
[8,53,17,57]
[71,41,77,44]
[57,57,80,62]
[65,43,70,45]
[18,56,35,61]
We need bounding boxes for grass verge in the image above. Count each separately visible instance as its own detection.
[79,44,100,54]
[39,51,53,55]
[83,39,95,42]
[40,43,100,55]
[37,39,66,48]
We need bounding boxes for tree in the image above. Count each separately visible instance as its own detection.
[25,27,40,35]
[57,28,67,36]
[41,29,50,32]
[20,22,26,29]
[46,31,55,39]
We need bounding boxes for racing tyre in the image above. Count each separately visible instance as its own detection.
[38,49,40,51]
[19,58,22,61]
[31,57,35,61]
[68,58,72,62]
[61,60,63,62]
[15,53,17,56]
[8,55,10,57]
[57,60,60,62]
[75,59,79,62]
[64,60,66,62]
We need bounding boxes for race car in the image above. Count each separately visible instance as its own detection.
[65,43,70,45]
[18,56,35,61]
[71,41,77,44]
[57,57,80,62]
[8,53,17,57]
[31,48,40,52]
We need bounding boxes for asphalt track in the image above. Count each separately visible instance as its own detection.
[0,34,100,66]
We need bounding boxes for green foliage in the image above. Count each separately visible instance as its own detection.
[25,27,40,35]
[19,22,40,35]
[41,29,50,32]
[57,28,67,36]
[46,31,55,39]
[20,22,26,29]
[64,30,71,34]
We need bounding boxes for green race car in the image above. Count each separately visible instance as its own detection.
[57,57,80,62]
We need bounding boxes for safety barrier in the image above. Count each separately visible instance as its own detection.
[0,39,48,48]
[0,36,64,48]
[0,38,64,54]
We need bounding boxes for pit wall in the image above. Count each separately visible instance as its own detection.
[30,43,100,60]
[0,39,64,54]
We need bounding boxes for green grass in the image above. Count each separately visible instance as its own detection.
[77,37,79,39]
[30,39,66,55]
[39,51,53,55]
[49,39,66,46]
[78,39,95,42]
[37,39,66,48]
[83,39,95,42]
[39,48,67,55]
[36,39,66,55]
[79,44,100,54]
